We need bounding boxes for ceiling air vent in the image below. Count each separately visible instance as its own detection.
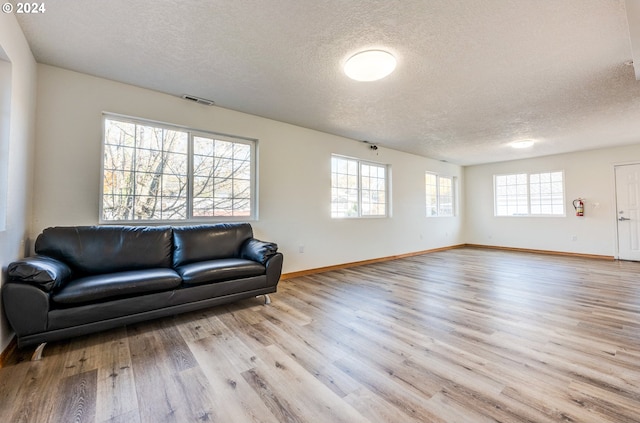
[181,94,215,106]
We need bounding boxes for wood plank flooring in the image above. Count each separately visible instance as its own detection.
[1,247,639,422]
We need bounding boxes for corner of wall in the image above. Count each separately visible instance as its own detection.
[0,11,38,354]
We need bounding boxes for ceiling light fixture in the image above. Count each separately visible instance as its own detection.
[344,50,396,82]
[511,140,535,149]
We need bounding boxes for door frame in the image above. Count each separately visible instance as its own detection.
[613,161,640,260]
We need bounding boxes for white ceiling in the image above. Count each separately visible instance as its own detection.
[15,0,640,165]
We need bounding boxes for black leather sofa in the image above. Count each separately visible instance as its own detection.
[2,223,283,354]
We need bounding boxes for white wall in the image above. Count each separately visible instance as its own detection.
[33,64,464,274]
[464,144,640,257]
[0,14,37,352]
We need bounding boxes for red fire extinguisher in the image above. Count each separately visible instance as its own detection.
[573,198,584,216]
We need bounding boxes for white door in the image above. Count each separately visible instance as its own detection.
[615,164,640,261]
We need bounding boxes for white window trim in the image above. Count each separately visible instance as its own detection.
[0,51,11,232]
[331,154,390,219]
[493,170,566,217]
[100,113,258,224]
[425,172,457,217]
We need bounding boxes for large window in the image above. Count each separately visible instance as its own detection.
[494,171,564,216]
[101,115,255,222]
[426,173,455,217]
[331,155,388,218]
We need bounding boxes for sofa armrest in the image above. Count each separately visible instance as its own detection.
[2,282,50,337]
[265,252,283,287]
[241,238,279,264]
[7,255,72,292]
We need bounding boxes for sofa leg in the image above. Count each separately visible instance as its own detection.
[31,342,47,361]
[260,294,271,305]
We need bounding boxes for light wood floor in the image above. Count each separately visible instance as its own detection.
[1,247,639,422]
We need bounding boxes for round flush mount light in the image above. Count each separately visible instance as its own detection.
[344,50,397,81]
[510,140,535,149]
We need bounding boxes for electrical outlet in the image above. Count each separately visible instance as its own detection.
[298,245,305,253]
[572,235,578,241]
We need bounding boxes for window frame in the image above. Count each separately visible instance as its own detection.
[0,52,11,232]
[100,113,257,224]
[493,170,565,217]
[330,154,390,219]
[425,172,456,217]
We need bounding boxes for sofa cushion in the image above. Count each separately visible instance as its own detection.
[176,258,265,285]
[173,223,254,267]
[35,226,173,275]
[51,268,182,304]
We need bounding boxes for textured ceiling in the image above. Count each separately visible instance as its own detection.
[15,0,640,165]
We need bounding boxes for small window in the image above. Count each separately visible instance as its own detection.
[494,171,564,216]
[426,173,456,217]
[331,155,388,218]
[101,115,256,222]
